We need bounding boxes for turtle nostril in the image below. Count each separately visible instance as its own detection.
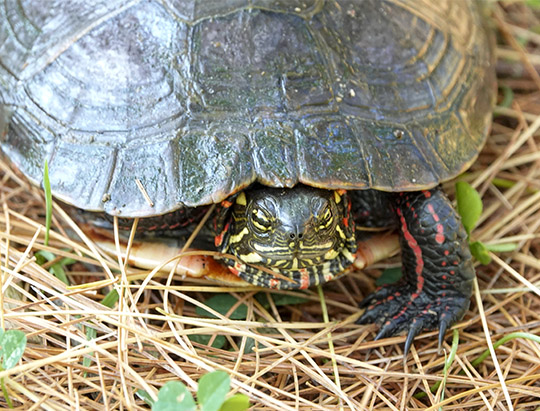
[289,232,303,240]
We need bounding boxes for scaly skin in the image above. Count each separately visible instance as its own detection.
[357,188,475,353]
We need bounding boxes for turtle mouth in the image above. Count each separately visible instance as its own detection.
[266,255,326,271]
[221,244,356,290]
[249,240,336,269]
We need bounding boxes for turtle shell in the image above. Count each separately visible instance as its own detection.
[0,0,495,217]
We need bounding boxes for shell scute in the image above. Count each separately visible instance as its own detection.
[0,0,495,216]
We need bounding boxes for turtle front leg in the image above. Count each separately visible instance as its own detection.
[357,188,475,354]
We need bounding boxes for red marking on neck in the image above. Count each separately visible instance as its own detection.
[214,222,230,246]
[214,233,223,247]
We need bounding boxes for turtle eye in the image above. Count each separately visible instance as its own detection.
[318,205,334,230]
[251,208,272,232]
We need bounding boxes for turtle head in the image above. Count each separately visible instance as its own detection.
[215,186,357,289]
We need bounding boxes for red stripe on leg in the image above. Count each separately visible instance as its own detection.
[396,208,424,293]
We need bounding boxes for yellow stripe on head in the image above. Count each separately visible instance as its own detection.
[334,190,341,204]
[341,247,355,262]
[240,252,263,263]
[335,224,347,240]
[324,249,339,260]
[229,227,249,244]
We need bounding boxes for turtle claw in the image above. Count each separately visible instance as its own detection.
[404,318,426,356]
[357,188,475,355]
[438,319,450,353]
[357,303,385,325]
[358,283,469,355]
[374,320,397,341]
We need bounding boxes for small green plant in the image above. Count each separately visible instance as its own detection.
[415,331,540,399]
[470,332,540,368]
[83,289,119,370]
[143,370,249,411]
[415,329,459,399]
[455,181,518,264]
[43,160,53,247]
[38,162,76,285]
[42,161,114,372]
[35,251,74,285]
[0,329,27,408]
[196,293,308,321]
[376,266,403,286]
[526,0,540,10]
[192,293,308,350]
[196,294,248,320]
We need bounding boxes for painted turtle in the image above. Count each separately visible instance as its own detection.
[0,0,495,352]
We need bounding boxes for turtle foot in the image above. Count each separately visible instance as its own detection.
[357,283,470,355]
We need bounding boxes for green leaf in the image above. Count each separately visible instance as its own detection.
[35,250,74,285]
[470,241,491,265]
[376,267,402,286]
[455,181,483,236]
[484,243,519,253]
[136,389,155,407]
[0,330,27,370]
[83,290,118,369]
[198,371,230,411]
[492,178,538,194]
[499,85,514,108]
[59,257,77,266]
[188,334,226,349]
[85,325,97,342]
[196,294,247,320]
[35,250,56,264]
[83,324,97,369]
[242,337,257,354]
[471,332,540,367]
[153,381,196,411]
[49,263,70,285]
[219,394,250,411]
[255,293,308,308]
[526,0,540,10]
[101,289,119,308]
[1,377,13,408]
[272,294,308,305]
[43,160,53,247]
